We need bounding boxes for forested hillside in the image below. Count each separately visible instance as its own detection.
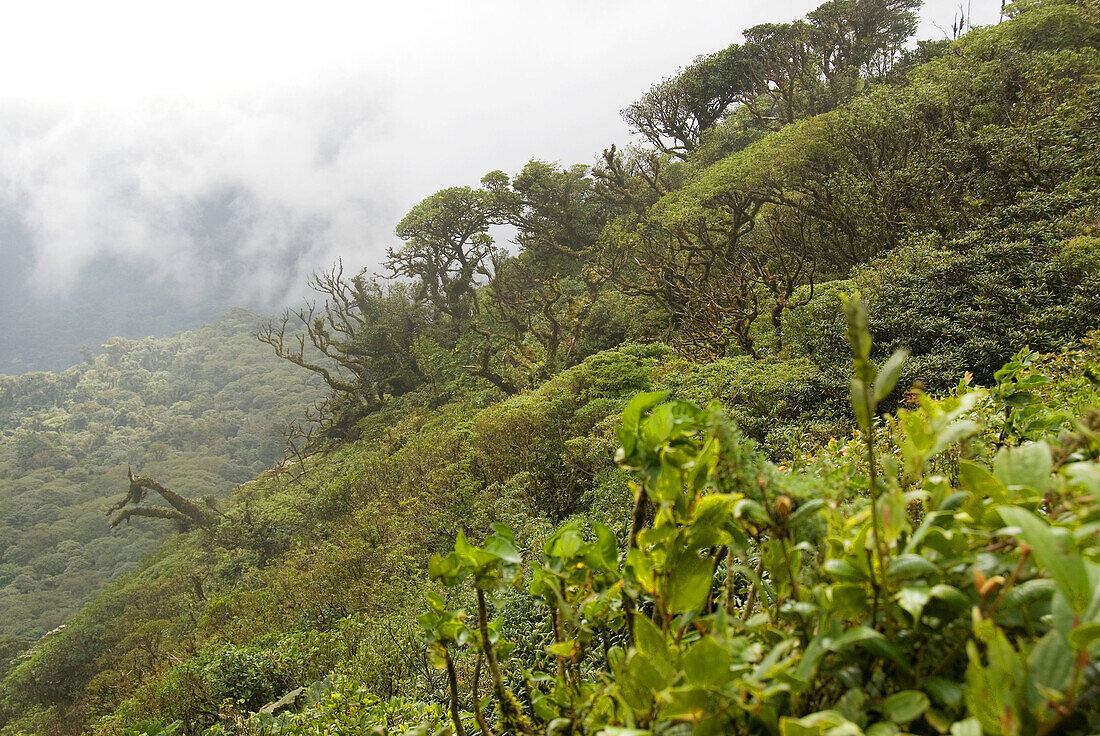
[0,309,323,647]
[2,1,1099,735]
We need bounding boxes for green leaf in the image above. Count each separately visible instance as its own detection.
[626,650,670,692]
[621,391,667,433]
[925,677,963,708]
[682,636,733,687]
[547,525,584,559]
[880,690,929,724]
[929,584,971,613]
[842,293,872,362]
[859,634,909,669]
[592,522,619,568]
[873,349,909,403]
[787,498,826,529]
[1062,461,1100,495]
[828,583,868,616]
[616,656,656,713]
[876,490,910,546]
[633,615,669,665]
[780,711,861,736]
[483,533,521,564]
[427,553,464,584]
[826,626,888,655]
[690,494,738,548]
[958,461,1007,503]
[949,718,982,736]
[886,554,939,582]
[662,687,711,722]
[531,693,558,723]
[965,624,1023,735]
[993,442,1051,495]
[866,724,899,736]
[665,551,715,614]
[617,391,668,461]
[490,522,514,541]
[850,378,873,430]
[1029,629,1073,695]
[925,709,953,734]
[652,454,684,503]
[931,420,979,457]
[824,558,865,581]
[835,688,867,723]
[895,585,931,622]
[998,506,1090,613]
[1068,621,1100,651]
[546,640,577,658]
[735,498,770,526]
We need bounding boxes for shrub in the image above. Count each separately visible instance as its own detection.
[415,298,1100,736]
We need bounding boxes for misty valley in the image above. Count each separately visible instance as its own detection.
[2,1,1100,735]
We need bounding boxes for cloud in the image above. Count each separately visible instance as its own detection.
[0,0,1002,315]
[0,84,395,307]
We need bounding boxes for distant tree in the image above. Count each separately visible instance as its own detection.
[622,0,921,149]
[622,47,750,159]
[607,201,765,359]
[748,206,822,352]
[503,161,607,259]
[806,0,920,83]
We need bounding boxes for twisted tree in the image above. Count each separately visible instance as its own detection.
[107,469,218,531]
[258,264,426,439]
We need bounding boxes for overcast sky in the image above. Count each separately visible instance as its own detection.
[0,0,1001,369]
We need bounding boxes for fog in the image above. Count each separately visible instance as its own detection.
[0,0,1000,372]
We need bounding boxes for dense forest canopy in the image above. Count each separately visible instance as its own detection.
[2,0,1100,735]
[0,310,323,645]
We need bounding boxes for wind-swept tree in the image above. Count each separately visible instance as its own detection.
[480,162,617,372]
[623,0,921,148]
[623,47,751,159]
[258,263,426,438]
[386,185,505,323]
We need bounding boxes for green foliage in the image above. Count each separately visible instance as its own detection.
[783,193,1100,392]
[617,0,1100,362]
[247,679,449,736]
[6,3,1100,736]
[412,301,1100,736]
[655,355,838,457]
[0,310,323,646]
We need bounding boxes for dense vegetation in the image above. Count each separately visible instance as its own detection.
[0,309,322,647]
[2,0,1099,734]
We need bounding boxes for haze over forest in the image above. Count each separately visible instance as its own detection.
[0,0,997,373]
[8,0,1100,734]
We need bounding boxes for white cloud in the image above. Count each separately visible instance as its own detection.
[0,0,1002,309]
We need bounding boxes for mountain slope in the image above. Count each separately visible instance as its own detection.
[0,309,323,647]
[3,1,1100,734]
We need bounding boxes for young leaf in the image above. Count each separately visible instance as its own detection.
[880,690,929,724]
[998,507,1090,613]
[1067,621,1100,651]
[665,551,715,613]
[886,554,939,582]
[1029,629,1073,694]
[948,719,982,736]
[682,636,734,687]
[633,614,670,666]
[873,349,909,403]
[993,443,1052,495]
[850,378,873,430]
